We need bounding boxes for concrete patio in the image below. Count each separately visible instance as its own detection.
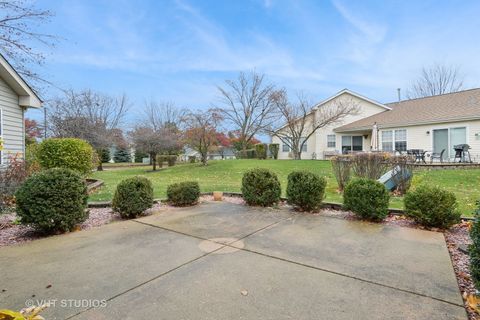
[0,202,467,319]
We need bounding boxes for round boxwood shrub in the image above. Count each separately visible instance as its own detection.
[167,181,200,206]
[15,168,88,233]
[37,138,94,175]
[287,171,327,212]
[112,176,154,218]
[404,185,460,228]
[343,178,390,221]
[241,168,281,206]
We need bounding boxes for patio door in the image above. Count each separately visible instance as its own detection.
[341,135,363,154]
[433,129,448,160]
[450,127,467,157]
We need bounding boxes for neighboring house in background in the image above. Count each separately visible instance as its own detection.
[179,146,236,162]
[0,54,42,166]
[272,88,480,162]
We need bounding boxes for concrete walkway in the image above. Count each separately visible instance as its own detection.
[0,202,467,319]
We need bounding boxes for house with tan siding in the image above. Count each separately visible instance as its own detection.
[272,88,480,162]
[0,54,42,166]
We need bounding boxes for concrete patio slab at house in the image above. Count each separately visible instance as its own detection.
[0,202,467,319]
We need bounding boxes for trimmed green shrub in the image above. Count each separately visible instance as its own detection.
[404,185,460,228]
[188,156,196,163]
[236,149,257,159]
[114,148,131,163]
[15,168,88,233]
[255,144,267,160]
[269,143,279,160]
[167,181,200,206]
[166,155,177,167]
[37,138,94,175]
[156,155,166,168]
[241,168,281,206]
[112,176,154,218]
[343,178,390,221]
[287,171,327,211]
[470,201,480,289]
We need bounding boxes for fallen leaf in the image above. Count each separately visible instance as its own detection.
[464,293,480,313]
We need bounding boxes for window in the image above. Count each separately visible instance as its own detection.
[282,138,290,152]
[382,129,407,152]
[341,136,363,153]
[394,129,407,151]
[381,131,393,151]
[327,135,336,148]
[300,137,307,152]
[282,137,306,152]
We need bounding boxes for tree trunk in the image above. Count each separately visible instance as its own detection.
[151,152,157,171]
[97,163,103,171]
[201,153,208,165]
[294,151,302,160]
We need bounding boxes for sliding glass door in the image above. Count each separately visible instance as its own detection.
[341,136,363,154]
[433,129,448,160]
[433,127,466,160]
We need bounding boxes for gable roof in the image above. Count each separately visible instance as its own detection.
[313,88,391,111]
[0,53,42,108]
[335,88,480,132]
[274,88,390,132]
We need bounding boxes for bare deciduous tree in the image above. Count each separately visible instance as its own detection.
[182,110,222,165]
[215,71,276,152]
[407,64,464,99]
[142,100,186,131]
[267,90,359,160]
[0,0,57,87]
[130,102,184,170]
[48,89,130,170]
[129,126,181,171]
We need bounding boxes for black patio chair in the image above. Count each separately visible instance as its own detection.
[430,149,445,163]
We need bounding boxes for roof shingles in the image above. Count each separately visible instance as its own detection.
[335,88,480,132]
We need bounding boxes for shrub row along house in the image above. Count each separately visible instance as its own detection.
[0,54,42,166]
[272,88,480,162]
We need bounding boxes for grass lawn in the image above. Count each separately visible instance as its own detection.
[90,159,480,216]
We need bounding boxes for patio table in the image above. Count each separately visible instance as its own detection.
[407,149,427,164]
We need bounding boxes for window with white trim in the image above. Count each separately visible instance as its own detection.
[282,138,291,152]
[382,129,407,152]
[327,135,336,148]
[381,131,393,151]
[300,137,307,152]
[394,129,407,151]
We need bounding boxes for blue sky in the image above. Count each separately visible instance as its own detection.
[28,0,480,123]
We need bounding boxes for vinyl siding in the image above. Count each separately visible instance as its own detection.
[273,92,387,159]
[378,120,480,162]
[0,76,23,165]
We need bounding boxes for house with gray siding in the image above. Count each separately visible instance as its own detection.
[0,54,42,165]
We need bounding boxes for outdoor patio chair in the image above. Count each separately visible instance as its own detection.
[430,149,445,163]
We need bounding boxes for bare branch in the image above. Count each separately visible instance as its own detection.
[214,70,276,151]
[406,63,464,99]
[0,0,58,90]
[181,109,222,165]
[266,91,359,159]
[48,89,131,152]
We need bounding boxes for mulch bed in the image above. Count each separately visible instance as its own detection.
[0,196,478,318]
